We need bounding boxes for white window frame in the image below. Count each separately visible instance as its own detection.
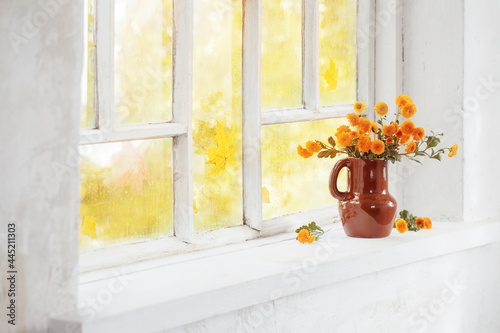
[80,0,375,271]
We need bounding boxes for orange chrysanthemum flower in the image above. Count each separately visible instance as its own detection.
[448,143,458,157]
[416,217,425,228]
[400,134,411,144]
[306,140,322,153]
[395,94,413,108]
[356,117,372,134]
[350,131,360,139]
[423,217,432,229]
[297,145,314,158]
[370,139,385,155]
[336,125,351,135]
[374,101,389,117]
[353,101,367,114]
[405,141,417,153]
[347,112,360,126]
[337,132,353,148]
[396,219,408,233]
[395,129,403,139]
[297,229,310,243]
[371,122,379,132]
[401,103,417,118]
[412,127,425,141]
[357,135,372,153]
[386,137,394,144]
[400,119,415,135]
[382,123,398,136]
[306,235,316,243]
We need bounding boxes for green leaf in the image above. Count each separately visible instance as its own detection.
[427,141,437,148]
[305,221,325,235]
[430,154,442,161]
[328,136,336,147]
[426,136,440,148]
[295,225,309,233]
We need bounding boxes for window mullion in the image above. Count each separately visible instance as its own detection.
[242,0,263,231]
[261,105,353,125]
[95,0,115,132]
[172,0,194,242]
[80,122,187,145]
[302,0,320,112]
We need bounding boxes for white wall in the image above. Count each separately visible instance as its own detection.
[400,0,500,222]
[401,0,464,221]
[0,1,82,332]
[463,0,500,221]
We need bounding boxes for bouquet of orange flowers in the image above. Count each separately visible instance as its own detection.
[297,95,458,163]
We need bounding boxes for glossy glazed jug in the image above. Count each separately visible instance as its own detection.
[329,157,397,238]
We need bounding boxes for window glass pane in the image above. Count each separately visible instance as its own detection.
[320,0,357,106]
[80,138,172,250]
[114,0,172,124]
[81,0,95,128]
[262,118,348,219]
[262,0,302,110]
[192,0,243,232]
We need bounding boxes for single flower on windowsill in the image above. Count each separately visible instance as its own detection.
[395,218,409,233]
[394,210,433,233]
[296,222,325,243]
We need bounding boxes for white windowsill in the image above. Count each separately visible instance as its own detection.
[79,206,340,273]
[50,219,500,333]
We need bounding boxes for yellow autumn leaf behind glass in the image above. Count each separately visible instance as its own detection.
[322,58,339,92]
[192,0,243,232]
[205,122,237,176]
[320,0,357,105]
[80,216,96,239]
[262,186,271,204]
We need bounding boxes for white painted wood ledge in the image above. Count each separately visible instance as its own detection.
[50,220,500,332]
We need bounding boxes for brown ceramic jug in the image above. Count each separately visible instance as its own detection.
[329,157,397,238]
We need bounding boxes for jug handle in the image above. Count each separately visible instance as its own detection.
[329,158,350,201]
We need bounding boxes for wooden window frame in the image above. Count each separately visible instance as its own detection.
[80,0,375,271]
